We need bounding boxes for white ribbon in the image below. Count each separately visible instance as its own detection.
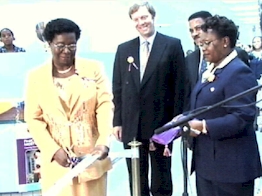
[43,154,99,196]
[43,149,137,196]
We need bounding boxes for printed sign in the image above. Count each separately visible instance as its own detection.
[17,138,40,184]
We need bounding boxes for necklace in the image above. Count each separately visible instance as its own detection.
[57,66,73,74]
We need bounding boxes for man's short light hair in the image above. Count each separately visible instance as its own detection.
[128,1,156,19]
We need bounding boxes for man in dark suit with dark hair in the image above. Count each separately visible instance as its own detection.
[184,11,212,112]
[112,2,186,196]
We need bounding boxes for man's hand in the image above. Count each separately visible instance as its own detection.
[91,145,109,160]
[52,148,71,167]
[113,126,122,141]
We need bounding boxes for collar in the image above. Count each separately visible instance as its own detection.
[1,44,15,50]
[202,50,237,82]
[139,31,157,46]
[209,49,237,71]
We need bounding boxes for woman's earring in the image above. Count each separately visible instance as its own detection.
[224,45,227,48]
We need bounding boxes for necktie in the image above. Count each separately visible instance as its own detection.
[199,58,207,80]
[140,41,150,81]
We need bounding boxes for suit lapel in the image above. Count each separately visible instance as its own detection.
[141,33,166,87]
[191,68,224,109]
[129,38,140,91]
[191,80,209,109]
[192,49,201,85]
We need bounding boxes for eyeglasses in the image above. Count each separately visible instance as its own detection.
[53,43,77,51]
[199,39,219,48]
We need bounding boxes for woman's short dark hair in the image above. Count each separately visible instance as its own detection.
[201,15,238,48]
[43,18,81,42]
[0,28,14,37]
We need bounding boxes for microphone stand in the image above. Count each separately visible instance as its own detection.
[154,84,262,196]
[181,124,191,196]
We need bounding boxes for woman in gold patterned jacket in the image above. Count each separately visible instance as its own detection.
[24,18,114,196]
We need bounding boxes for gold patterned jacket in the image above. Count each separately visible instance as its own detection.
[24,58,114,191]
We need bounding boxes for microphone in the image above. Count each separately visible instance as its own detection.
[154,115,193,134]
[154,121,177,135]
[154,84,262,135]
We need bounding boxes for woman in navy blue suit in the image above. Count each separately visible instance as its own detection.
[187,15,262,196]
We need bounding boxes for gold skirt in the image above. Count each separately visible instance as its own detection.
[43,173,107,196]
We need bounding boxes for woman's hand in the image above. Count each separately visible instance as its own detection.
[52,148,71,167]
[189,129,201,137]
[91,145,109,160]
[189,119,203,131]
[188,119,204,137]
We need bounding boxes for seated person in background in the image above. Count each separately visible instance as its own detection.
[0,28,25,53]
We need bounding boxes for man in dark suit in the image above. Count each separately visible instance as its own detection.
[112,2,185,196]
[184,11,212,112]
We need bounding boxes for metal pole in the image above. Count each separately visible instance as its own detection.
[128,139,142,196]
[182,126,189,196]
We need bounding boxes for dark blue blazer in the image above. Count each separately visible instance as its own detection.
[112,32,186,143]
[190,57,262,183]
